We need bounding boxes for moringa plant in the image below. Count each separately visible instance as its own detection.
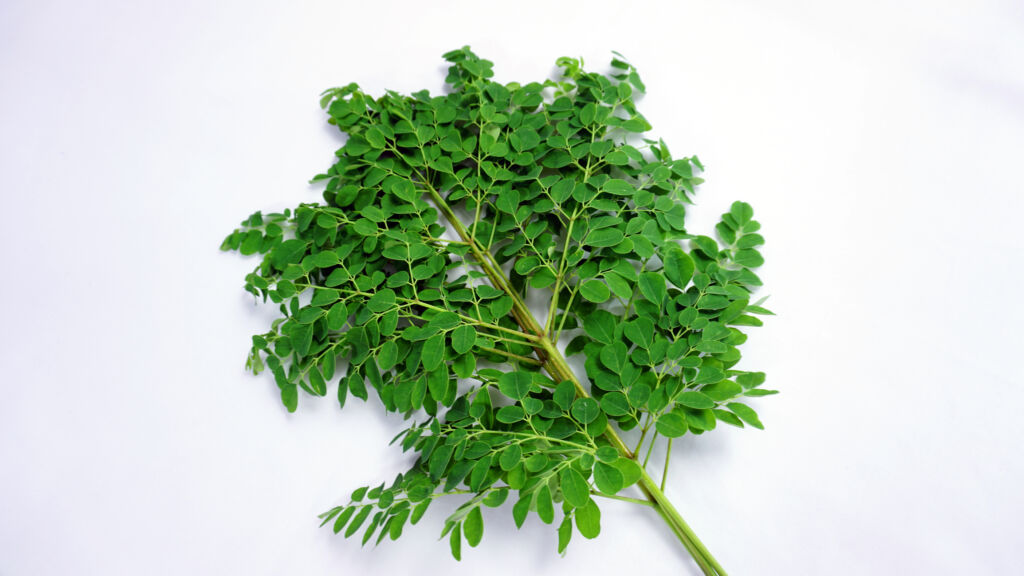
[221,47,773,575]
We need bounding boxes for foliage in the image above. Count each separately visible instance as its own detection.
[221,47,773,574]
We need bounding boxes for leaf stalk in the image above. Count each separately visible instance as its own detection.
[428,184,728,576]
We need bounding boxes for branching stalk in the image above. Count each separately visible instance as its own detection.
[428,185,727,576]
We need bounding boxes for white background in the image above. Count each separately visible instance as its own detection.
[2,1,1023,574]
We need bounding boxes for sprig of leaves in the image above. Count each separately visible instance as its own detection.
[222,47,772,575]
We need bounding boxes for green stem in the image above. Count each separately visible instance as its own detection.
[638,470,728,576]
[426,183,726,576]
[662,437,673,492]
[478,346,543,366]
[546,216,576,335]
[643,430,658,468]
[633,414,651,454]
[591,491,653,507]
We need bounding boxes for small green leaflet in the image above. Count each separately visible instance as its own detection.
[421,333,445,370]
[559,467,591,508]
[656,411,688,438]
[579,279,610,303]
[593,462,624,494]
[498,371,533,400]
[584,310,616,344]
[571,397,600,423]
[463,507,483,547]
[451,325,476,354]
[575,500,601,539]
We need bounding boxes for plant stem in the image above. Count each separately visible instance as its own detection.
[637,470,728,576]
[427,184,727,576]
[662,437,673,491]
[477,346,543,366]
[643,430,658,468]
[591,491,653,507]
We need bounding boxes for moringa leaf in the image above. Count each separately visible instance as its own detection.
[559,467,591,508]
[224,47,772,571]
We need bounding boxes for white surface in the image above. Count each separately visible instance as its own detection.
[2,1,1023,574]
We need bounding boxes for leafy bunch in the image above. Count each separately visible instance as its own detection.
[221,47,772,574]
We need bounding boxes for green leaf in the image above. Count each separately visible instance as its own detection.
[655,411,687,438]
[593,462,624,494]
[611,458,642,488]
[464,507,484,547]
[389,508,410,540]
[638,272,666,305]
[737,372,767,389]
[326,301,348,330]
[269,239,306,269]
[628,383,651,408]
[571,397,600,424]
[558,514,573,553]
[536,484,555,524]
[662,244,695,289]
[411,499,431,524]
[623,318,654,349]
[730,201,754,226]
[428,311,461,331]
[483,489,508,508]
[737,233,765,249]
[308,366,327,396]
[676,391,715,409]
[337,505,367,539]
[331,506,355,533]
[348,372,367,401]
[499,444,522,471]
[429,443,454,480]
[600,392,630,417]
[451,325,477,354]
[604,149,630,166]
[421,333,445,370]
[579,279,610,303]
[595,446,619,463]
[295,307,324,324]
[599,342,628,373]
[512,494,531,529]
[684,407,717,431]
[559,467,591,508]
[367,289,396,312]
[694,366,725,385]
[337,375,348,408]
[734,249,764,268]
[583,309,616,344]
[575,500,601,539]
[604,272,632,299]
[602,179,634,195]
[239,230,263,255]
[496,405,525,423]
[553,380,576,411]
[353,219,377,236]
[727,402,764,429]
[291,323,313,357]
[714,409,745,428]
[498,371,533,400]
[365,126,387,148]
[587,228,624,248]
[449,523,462,560]
[376,340,398,370]
[311,251,339,268]
[280,384,298,413]
[702,380,743,401]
